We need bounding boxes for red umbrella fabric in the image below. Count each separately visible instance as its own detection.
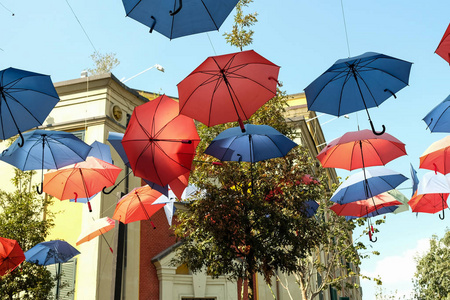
[435,23,450,64]
[408,191,449,214]
[122,95,200,186]
[178,50,280,129]
[76,217,115,246]
[317,129,407,170]
[419,135,450,174]
[0,237,25,276]
[330,192,402,217]
[169,171,190,200]
[112,185,166,224]
[43,157,122,211]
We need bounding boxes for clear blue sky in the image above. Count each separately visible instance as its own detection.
[2,0,450,298]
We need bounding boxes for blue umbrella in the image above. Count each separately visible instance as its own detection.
[330,167,408,204]
[422,94,450,132]
[204,124,297,163]
[0,129,91,193]
[24,240,80,266]
[304,52,412,135]
[105,132,169,196]
[410,163,420,197]
[304,200,319,218]
[0,67,60,146]
[122,0,239,39]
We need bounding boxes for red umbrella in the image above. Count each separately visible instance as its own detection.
[435,23,450,64]
[122,95,200,186]
[43,157,122,212]
[178,50,280,130]
[419,135,450,174]
[409,191,449,215]
[330,192,402,217]
[0,237,25,276]
[169,171,190,200]
[112,185,166,225]
[317,129,407,170]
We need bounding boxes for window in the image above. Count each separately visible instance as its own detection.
[330,287,338,300]
[47,258,77,300]
[69,130,85,141]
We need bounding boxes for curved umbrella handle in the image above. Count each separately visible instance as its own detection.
[384,89,397,99]
[149,16,156,33]
[370,236,378,243]
[369,120,386,136]
[36,182,43,194]
[17,131,24,148]
[73,192,78,203]
[169,0,182,16]
[439,209,445,220]
[103,185,117,195]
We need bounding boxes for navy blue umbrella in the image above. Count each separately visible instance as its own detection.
[330,167,408,205]
[304,200,319,218]
[25,240,79,266]
[204,124,297,163]
[0,129,91,193]
[122,0,239,39]
[0,67,60,146]
[423,94,450,132]
[304,52,412,135]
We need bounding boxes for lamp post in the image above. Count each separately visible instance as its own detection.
[121,64,164,84]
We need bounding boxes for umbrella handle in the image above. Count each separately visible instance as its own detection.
[102,185,117,195]
[36,182,43,194]
[384,89,397,99]
[73,192,78,203]
[238,118,246,133]
[149,16,156,33]
[87,201,92,213]
[369,120,386,136]
[17,131,24,147]
[370,235,378,243]
[439,209,445,220]
[169,0,182,15]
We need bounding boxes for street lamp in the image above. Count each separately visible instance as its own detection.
[121,64,165,83]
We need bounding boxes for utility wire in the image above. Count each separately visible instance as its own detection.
[0,1,14,16]
[340,0,351,57]
[206,33,217,55]
[64,0,97,53]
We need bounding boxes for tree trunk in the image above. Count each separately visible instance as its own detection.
[299,278,308,300]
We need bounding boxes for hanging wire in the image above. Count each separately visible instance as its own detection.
[340,0,351,57]
[0,1,14,16]
[64,0,97,53]
[206,33,217,55]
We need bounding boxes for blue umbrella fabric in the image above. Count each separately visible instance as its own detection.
[304,52,412,135]
[329,167,408,204]
[25,240,80,266]
[0,129,91,193]
[422,94,450,132]
[122,0,239,40]
[304,200,319,218]
[0,67,60,146]
[106,132,169,196]
[204,124,298,163]
[410,163,420,197]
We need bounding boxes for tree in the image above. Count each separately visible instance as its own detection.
[174,91,329,300]
[223,0,258,51]
[86,51,120,76]
[413,230,450,299]
[0,169,55,299]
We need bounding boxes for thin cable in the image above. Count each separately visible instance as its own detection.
[0,1,14,16]
[206,33,217,55]
[340,0,351,57]
[64,0,97,53]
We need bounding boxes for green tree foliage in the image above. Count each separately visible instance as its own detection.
[174,92,331,300]
[87,51,120,75]
[413,230,450,299]
[223,0,258,51]
[0,169,55,300]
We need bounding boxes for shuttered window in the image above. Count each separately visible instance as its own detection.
[47,258,77,299]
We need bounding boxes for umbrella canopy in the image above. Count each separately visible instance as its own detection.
[420,135,450,174]
[43,157,122,212]
[330,192,402,217]
[87,141,112,164]
[122,0,239,40]
[304,52,412,135]
[0,67,60,146]
[204,124,297,163]
[112,185,166,224]
[122,95,200,186]
[303,200,319,218]
[422,95,450,132]
[25,240,80,266]
[410,163,420,197]
[435,23,450,64]
[345,205,399,220]
[0,237,25,276]
[409,172,450,219]
[153,195,177,226]
[76,217,115,253]
[329,167,408,204]
[0,129,92,193]
[168,171,190,200]
[316,129,407,170]
[178,50,280,130]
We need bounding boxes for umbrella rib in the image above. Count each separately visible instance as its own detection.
[337,70,353,117]
[199,0,219,30]
[2,90,45,124]
[307,69,349,112]
[124,0,143,16]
